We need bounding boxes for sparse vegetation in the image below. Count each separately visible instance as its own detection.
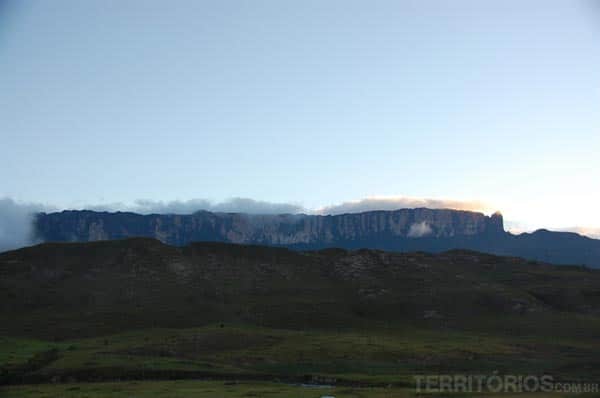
[2,240,600,395]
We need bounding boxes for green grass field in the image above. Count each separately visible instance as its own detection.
[2,322,600,393]
[2,380,599,398]
[0,380,389,398]
[3,242,600,396]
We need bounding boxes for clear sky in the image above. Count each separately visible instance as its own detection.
[1,0,599,231]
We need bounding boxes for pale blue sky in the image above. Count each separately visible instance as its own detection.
[1,0,599,229]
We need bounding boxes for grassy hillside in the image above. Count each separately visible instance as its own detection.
[1,238,600,392]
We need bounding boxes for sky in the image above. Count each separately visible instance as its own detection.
[1,0,599,236]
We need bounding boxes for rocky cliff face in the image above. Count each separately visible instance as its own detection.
[32,208,600,267]
[34,208,505,247]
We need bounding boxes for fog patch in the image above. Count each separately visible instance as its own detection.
[407,221,433,238]
[0,198,53,252]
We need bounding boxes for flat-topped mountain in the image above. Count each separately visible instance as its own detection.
[33,208,600,267]
[34,207,504,243]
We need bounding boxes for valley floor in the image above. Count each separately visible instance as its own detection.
[2,322,600,396]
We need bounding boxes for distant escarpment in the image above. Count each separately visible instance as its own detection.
[33,208,600,267]
[34,208,504,246]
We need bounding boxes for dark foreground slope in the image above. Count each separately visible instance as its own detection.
[34,209,600,267]
[1,239,600,385]
[2,238,600,338]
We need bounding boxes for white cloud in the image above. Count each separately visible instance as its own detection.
[80,198,305,215]
[316,196,489,215]
[0,198,54,252]
[407,221,433,238]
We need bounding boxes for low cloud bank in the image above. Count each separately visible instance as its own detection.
[317,197,488,215]
[2,195,599,253]
[87,198,305,215]
[1,197,304,252]
[0,198,53,252]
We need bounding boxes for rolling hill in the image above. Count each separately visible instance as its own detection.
[1,239,600,386]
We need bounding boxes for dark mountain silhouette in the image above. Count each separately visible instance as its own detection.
[32,208,600,267]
